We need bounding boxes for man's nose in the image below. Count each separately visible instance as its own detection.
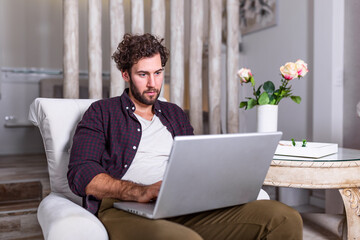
[147,74,156,87]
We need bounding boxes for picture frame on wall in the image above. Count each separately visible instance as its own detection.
[239,0,277,35]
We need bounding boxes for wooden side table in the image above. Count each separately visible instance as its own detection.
[264,148,360,240]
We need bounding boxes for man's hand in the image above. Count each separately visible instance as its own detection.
[121,181,162,202]
[85,173,162,203]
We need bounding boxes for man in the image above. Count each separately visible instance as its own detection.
[68,33,303,239]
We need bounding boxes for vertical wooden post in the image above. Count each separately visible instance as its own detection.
[131,0,144,34]
[88,0,102,99]
[151,0,166,38]
[63,0,79,99]
[170,0,184,108]
[226,0,239,133]
[110,0,125,97]
[189,0,204,134]
[208,0,222,134]
[151,0,166,98]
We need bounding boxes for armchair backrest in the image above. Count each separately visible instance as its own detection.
[29,98,97,205]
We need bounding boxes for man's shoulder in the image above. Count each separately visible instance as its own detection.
[157,100,184,113]
[90,96,121,109]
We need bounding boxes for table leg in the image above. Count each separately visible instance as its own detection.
[339,188,360,240]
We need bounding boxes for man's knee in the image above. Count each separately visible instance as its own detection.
[254,200,303,239]
[261,200,302,226]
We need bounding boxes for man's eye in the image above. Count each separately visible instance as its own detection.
[155,71,162,75]
[139,74,146,77]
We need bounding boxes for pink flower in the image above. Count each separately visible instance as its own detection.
[280,62,298,80]
[295,59,308,77]
[237,68,252,84]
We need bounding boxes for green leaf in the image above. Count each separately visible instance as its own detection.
[239,101,247,109]
[269,98,276,105]
[250,76,255,87]
[291,96,302,104]
[258,92,270,105]
[268,94,275,104]
[256,85,263,96]
[263,81,275,94]
[291,138,296,146]
[247,98,257,109]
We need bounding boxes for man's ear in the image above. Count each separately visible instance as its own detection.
[122,70,130,83]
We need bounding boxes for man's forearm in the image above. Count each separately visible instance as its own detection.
[85,173,161,202]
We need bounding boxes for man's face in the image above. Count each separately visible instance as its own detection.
[123,53,163,106]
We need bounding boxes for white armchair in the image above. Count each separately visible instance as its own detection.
[29,97,269,240]
[29,98,108,240]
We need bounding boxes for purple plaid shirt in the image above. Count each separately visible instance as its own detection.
[67,89,194,214]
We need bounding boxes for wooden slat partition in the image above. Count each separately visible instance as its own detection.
[226,0,240,133]
[189,0,204,134]
[63,0,241,134]
[131,0,144,34]
[63,0,79,99]
[88,0,102,99]
[208,0,222,134]
[170,0,184,108]
[110,0,125,97]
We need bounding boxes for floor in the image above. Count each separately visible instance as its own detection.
[0,154,346,240]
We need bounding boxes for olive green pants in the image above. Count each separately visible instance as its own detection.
[98,199,302,240]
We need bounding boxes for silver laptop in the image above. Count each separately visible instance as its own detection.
[113,132,282,219]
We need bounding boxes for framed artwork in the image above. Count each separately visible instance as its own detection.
[239,0,277,35]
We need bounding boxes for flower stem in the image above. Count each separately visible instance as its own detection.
[252,85,258,102]
[275,78,289,105]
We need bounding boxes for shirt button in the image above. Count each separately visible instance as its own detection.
[132,107,135,111]
[158,109,162,113]
[126,107,129,110]
[124,164,128,168]
[137,128,141,132]
[133,146,137,150]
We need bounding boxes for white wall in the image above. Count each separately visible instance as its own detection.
[239,0,311,142]
[1,0,63,69]
[0,71,45,154]
[0,0,65,154]
[343,1,360,149]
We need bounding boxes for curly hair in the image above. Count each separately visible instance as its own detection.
[112,33,169,73]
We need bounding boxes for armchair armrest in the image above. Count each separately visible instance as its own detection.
[257,189,270,200]
[38,193,108,240]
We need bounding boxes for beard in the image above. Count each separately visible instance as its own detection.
[129,76,161,106]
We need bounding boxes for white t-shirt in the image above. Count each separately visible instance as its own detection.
[121,113,173,185]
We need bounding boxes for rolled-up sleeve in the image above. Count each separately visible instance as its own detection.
[67,103,108,197]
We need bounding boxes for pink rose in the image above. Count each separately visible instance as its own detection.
[295,59,308,77]
[280,62,298,80]
[237,68,252,84]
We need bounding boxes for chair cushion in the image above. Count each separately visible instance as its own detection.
[29,98,97,204]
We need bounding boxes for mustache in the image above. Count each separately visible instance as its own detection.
[143,88,160,94]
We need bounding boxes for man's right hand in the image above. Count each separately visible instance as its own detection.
[121,181,162,202]
[85,173,162,203]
